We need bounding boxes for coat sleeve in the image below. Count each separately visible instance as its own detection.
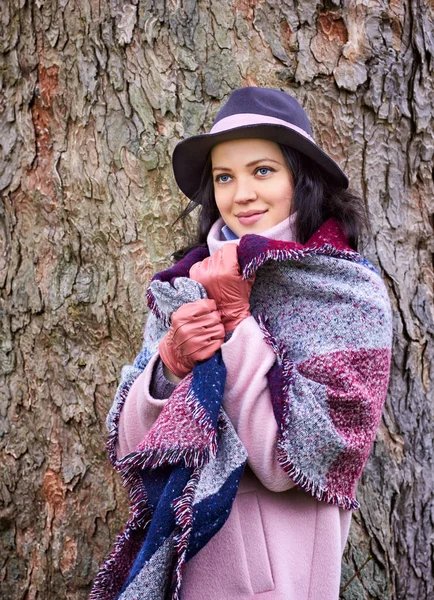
[221,316,296,492]
[105,309,172,462]
[115,353,170,459]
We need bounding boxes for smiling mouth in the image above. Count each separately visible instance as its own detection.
[236,210,267,225]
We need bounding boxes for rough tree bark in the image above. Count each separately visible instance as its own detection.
[0,1,433,598]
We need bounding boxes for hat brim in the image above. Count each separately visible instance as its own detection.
[172,124,349,202]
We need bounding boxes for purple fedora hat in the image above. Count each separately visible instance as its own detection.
[172,87,349,201]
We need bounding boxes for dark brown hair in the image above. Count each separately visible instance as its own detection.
[173,144,370,262]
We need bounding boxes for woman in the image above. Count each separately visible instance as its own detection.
[91,87,393,600]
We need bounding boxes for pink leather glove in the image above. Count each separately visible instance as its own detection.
[159,298,225,378]
[189,244,255,333]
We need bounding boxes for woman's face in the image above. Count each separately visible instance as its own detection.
[211,138,294,237]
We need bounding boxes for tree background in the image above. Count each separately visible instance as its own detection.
[1,1,433,598]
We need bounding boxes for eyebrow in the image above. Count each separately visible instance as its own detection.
[212,157,283,172]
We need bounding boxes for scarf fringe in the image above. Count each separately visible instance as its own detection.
[257,315,295,395]
[276,446,360,510]
[88,525,133,600]
[258,315,360,512]
[123,445,214,475]
[258,315,294,394]
[171,468,201,600]
[257,314,286,363]
[89,499,152,600]
[126,470,153,529]
[242,243,360,280]
[184,386,219,455]
[146,287,170,326]
[117,386,219,479]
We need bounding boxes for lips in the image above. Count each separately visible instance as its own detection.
[236,210,267,226]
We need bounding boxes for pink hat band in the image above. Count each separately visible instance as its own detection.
[210,113,315,144]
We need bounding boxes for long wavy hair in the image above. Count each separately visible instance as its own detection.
[173,143,370,262]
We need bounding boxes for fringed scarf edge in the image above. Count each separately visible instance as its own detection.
[257,314,361,511]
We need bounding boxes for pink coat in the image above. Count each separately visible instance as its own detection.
[116,217,352,599]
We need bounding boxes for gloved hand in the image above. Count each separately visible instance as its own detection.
[158,298,225,378]
[189,243,255,333]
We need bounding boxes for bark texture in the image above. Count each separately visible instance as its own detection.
[0,1,433,599]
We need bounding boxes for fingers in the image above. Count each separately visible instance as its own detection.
[173,310,224,354]
[191,336,226,362]
[159,299,225,377]
[177,323,225,360]
[172,298,218,325]
[170,299,225,365]
[173,309,222,339]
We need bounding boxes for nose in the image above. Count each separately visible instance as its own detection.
[233,177,257,203]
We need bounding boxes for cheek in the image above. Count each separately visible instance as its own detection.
[276,201,290,218]
[214,191,230,216]
[279,181,294,209]
[272,191,292,219]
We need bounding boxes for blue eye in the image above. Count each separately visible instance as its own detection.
[257,167,271,176]
[216,174,231,183]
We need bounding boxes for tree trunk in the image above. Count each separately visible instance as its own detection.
[1,1,432,598]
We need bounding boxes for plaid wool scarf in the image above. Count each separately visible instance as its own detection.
[90,219,393,600]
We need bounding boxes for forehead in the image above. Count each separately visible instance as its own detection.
[210,138,283,164]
